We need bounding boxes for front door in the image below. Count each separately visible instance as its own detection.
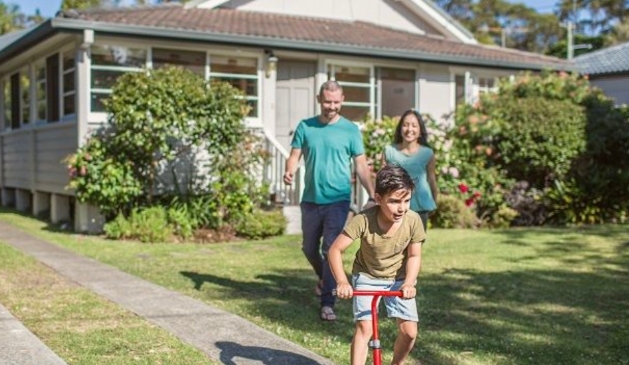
[276,61,316,152]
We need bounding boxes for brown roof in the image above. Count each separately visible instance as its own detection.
[60,4,567,69]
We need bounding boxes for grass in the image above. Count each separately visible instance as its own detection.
[0,240,218,365]
[1,208,628,365]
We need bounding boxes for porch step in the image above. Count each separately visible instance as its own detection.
[282,205,301,235]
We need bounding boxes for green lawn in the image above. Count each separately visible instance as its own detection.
[1,208,627,365]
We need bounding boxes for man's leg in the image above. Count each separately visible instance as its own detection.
[300,202,324,280]
[320,201,351,309]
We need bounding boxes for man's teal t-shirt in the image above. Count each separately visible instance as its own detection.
[291,116,365,204]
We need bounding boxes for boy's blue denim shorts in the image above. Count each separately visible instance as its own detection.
[352,273,418,322]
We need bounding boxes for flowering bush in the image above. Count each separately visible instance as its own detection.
[361,115,398,174]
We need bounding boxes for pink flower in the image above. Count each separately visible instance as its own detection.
[448,167,459,178]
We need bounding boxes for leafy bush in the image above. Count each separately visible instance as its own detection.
[430,195,480,229]
[235,209,287,240]
[361,115,399,173]
[104,206,173,243]
[66,66,270,233]
[490,97,586,186]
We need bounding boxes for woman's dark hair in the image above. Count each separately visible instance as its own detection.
[393,109,429,146]
[375,164,415,196]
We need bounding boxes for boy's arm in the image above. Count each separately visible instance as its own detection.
[328,232,355,299]
[401,242,423,299]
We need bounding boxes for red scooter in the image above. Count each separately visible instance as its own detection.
[350,290,404,365]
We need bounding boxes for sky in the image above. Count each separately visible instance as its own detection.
[14,0,558,19]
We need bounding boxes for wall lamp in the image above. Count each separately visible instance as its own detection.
[265,50,278,78]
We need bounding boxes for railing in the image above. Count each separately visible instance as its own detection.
[262,131,302,205]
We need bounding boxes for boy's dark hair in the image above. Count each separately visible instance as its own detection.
[375,164,415,196]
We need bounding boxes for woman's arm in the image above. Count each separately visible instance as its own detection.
[427,154,439,203]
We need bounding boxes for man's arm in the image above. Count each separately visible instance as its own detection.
[353,154,376,200]
[283,148,302,185]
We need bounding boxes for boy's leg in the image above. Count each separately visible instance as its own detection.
[300,202,324,280]
[391,319,417,365]
[351,320,373,365]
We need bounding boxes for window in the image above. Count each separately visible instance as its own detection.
[46,53,60,122]
[90,45,147,112]
[2,79,10,130]
[455,74,466,106]
[35,63,46,121]
[209,55,259,117]
[20,71,29,126]
[62,51,76,116]
[153,48,206,77]
[478,77,496,94]
[328,64,372,121]
[10,73,19,129]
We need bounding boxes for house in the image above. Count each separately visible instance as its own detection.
[574,41,629,106]
[0,0,568,233]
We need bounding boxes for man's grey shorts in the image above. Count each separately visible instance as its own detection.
[352,273,418,322]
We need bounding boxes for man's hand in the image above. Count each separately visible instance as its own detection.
[283,171,293,185]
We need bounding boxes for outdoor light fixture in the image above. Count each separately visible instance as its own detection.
[266,51,278,78]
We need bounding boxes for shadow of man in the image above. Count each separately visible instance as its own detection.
[216,341,324,365]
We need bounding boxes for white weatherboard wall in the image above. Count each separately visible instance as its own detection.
[418,63,453,120]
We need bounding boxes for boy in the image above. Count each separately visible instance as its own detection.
[328,164,426,365]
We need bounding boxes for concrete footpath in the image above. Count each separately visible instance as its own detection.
[0,220,335,365]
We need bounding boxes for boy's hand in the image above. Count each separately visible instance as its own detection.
[335,282,354,299]
[400,284,416,299]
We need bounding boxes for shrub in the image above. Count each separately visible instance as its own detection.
[234,209,287,240]
[430,195,480,229]
[104,206,173,243]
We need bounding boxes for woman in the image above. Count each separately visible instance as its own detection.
[381,109,438,230]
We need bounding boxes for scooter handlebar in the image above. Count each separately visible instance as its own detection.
[332,289,404,297]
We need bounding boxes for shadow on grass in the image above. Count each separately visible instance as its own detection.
[180,227,629,365]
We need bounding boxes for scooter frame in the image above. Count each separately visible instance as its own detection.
[352,290,404,365]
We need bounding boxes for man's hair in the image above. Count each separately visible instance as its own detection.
[375,164,415,196]
[319,80,343,96]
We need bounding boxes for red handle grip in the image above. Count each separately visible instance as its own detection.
[351,290,404,297]
[332,289,404,297]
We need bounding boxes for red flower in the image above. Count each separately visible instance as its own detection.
[473,191,481,198]
[465,198,474,207]
[458,183,469,193]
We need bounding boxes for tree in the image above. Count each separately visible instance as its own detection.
[61,0,106,11]
[0,1,25,34]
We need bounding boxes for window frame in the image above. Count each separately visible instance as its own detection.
[326,59,375,122]
[208,51,262,124]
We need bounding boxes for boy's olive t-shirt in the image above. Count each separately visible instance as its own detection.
[343,206,426,280]
[290,116,365,204]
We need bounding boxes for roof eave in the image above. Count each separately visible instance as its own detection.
[0,20,57,64]
[52,18,567,71]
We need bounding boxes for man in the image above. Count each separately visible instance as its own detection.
[284,80,376,321]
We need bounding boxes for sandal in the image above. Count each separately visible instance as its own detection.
[314,280,323,297]
[320,306,337,321]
